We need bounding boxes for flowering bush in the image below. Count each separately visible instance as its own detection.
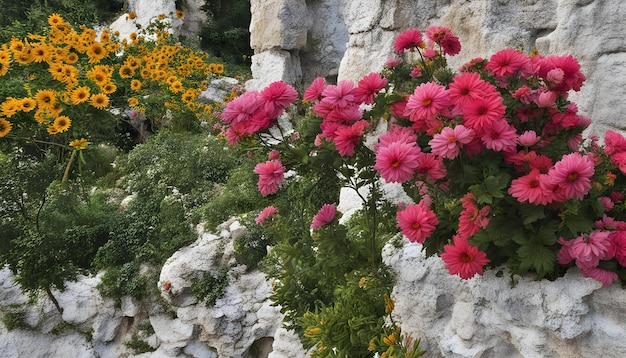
[219,24,626,355]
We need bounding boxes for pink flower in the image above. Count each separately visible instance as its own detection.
[333,120,369,156]
[548,152,595,200]
[518,130,540,146]
[611,230,626,266]
[439,35,462,56]
[404,82,450,123]
[253,160,285,196]
[256,206,278,225]
[396,203,439,243]
[484,48,531,78]
[259,81,298,119]
[569,231,612,269]
[385,57,402,68]
[611,152,626,175]
[409,66,422,78]
[441,235,490,279]
[310,204,337,229]
[599,197,614,211]
[377,125,417,150]
[604,130,626,155]
[319,80,356,112]
[429,125,475,159]
[268,150,280,160]
[534,89,558,107]
[353,72,388,104]
[304,77,326,102]
[457,193,490,238]
[461,95,506,132]
[534,54,586,93]
[220,91,261,126]
[480,119,518,152]
[508,169,553,205]
[374,141,421,183]
[415,152,447,182]
[448,72,496,108]
[394,29,423,54]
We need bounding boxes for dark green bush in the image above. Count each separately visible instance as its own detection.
[191,267,229,307]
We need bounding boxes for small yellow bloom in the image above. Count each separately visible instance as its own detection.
[176,9,185,19]
[128,97,139,107]
[158,14,165,20]
[89,93,109,109]
[119,64,134,78]
[130,79,142,91]
[127,12,137,20]
[53,115,71,133]
[69,138,89,150]
[19,98,36,112]
[35,89,57,109]
[48,13,65,26]
[0,118,12,137]
[70,87,91,105]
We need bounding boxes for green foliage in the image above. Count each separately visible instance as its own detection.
[1,306,29,331]
[125,322,157,354]
[190,267,229,307]
[200,0,253,65]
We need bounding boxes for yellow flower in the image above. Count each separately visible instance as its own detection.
[158,14,165,20]
[176,9,185,19]
[101,82,117,95]
[9,38,24,53]
[46,123,59,135]
[130,79,142,91]
[125,56,141,69]
[384,292,395,314]
[35,89,57,109]
[34,108,54,123]
[14,51,33,65]
[30,44,52,63]
[0,118,12,137]
[100,29,110,43]
[127,12,137,20]
[129,32,138,41]
[69,138,89,150]
[86,66,111,86]
[86,42,108,63]
[367,339,377,351]
[1,98,21,117]
[48,13,65,26]
[70,87,91,104]
[0,58,9,76]
[214,63,224,74]
[170,80,184,93]
[89,93,109,109]
[53,115,71,133]
[64,52,79,64]
[128,97,139,107]
[19,98,36,112]
[118,64,134,78]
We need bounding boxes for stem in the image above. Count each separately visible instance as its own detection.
[61,150,77,184]
[45,285,64,315]
[6,135,70,150]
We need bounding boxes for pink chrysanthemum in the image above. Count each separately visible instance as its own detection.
[548,152,595,200]
[448,72,496,108]
[394,29,423,54]
[480,118,518,152]
[310,204,337,229]
[508,168,553,205]
[319,80,356,111]
[404,82,450,123]
[610,230,626,267]
[353,72,388,104]
[376,125,417,150]
[518,130,541,147]
[457,193,490,238]
[256,206,279,225]
[396,203,439,243]
[580,267,618,287]
[259,81,298,118]
[415,152,447,182]
[569,231,612,269]
[220,91,261,126]
[604,130,626,155]
[484,48,532,78]
[303,77,326,102]
[534,54,586,93]
[333,120,369,156]
[253,160,285,196]
[461,95,506,132]
[374,141,421,183]
[441,235,490,279]
[429,125,475,159]
[611,152,626,175]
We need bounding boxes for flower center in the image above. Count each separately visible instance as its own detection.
[447,136,456,143]
[460,252,473,263]
[422,98,432,106]
[411,222,421,230]
[391,160,401,168]
[567,172,579,181]
[529,179,539,188]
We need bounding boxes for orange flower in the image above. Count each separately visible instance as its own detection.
[130,79,142,91]
[53,115,71,133]
[70,87,91,104]
[89,93,109,109]
[176,9,185,19]
[69,138,89,150]
[35,89,57,109]
[48,13,65,26]
[127,12,137,20]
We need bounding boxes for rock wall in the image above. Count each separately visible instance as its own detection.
[248,0,626,136]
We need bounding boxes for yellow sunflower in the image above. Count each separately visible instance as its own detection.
[170,81,184,93]
[70,86,91,104]
[214,63,224,74]
[118,65,134,78]
[89,93,109,109]
[30,44,52,63]
[129,32,138,41]
[19,98,36,112]
[86,42,108,64]
[100,29,110,43]
[46,123,59,135]
[86,66,111,86]
[48,13,65,26]
[53,115,71,133]
[176,9,185,19]
[48,63,69,82]
[130,79,142,91]
[128,97,139,107]
[35,89,57,109]
[69,138,89,150]
[14,51,33,65]
[157,14,165,20]
[1,98,21,117]
[34,108,54,123]
[9,38,24,53]
[127,12,137,20]
[0,118,12,137]
[64,52,79,64]
[0,58,9,76]
[101,82,117,94]
[125,56,141,69]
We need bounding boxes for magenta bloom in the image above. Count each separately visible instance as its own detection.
[415,152,447,182]
[457,193,490,239]
[449,72,495,108]
[429,125,475,159]
[569,231,612,269]
[484,48,531,77]
[253,160,285,196]
[508,169,553,205]
[441,235,490,279]
[394,29,423,54]
[580,267,618,287]
[256,206,278,225]
[333,120,369,156]
[461,95,506,132]
[518,130,541,146]
[353,72,388,104]
[480,118,518,152]
[304,77,326,102]
[396,203,439,243]
[320,80,356,110]
[404,82,450,123]
[548,152,595,200]
[374,141,421,183]
[310,204,337,229]
[259,81,298,118]
[220,91,261,126]
[604,130,626,155]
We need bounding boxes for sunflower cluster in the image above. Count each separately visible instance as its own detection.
[0,12,226,146]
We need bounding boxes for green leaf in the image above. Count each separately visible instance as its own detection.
[517,244,556,278]
[562,213,594,237]
[518,204,545,226]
